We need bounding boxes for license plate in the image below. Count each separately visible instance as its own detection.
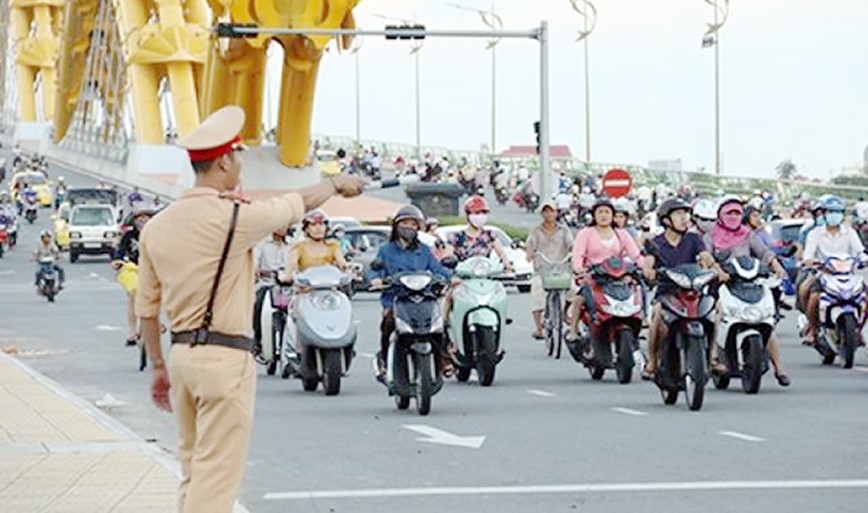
[84,242,101,249]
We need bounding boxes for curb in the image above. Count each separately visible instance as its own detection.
[0,351,252,513]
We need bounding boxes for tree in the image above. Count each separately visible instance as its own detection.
[776,159,797,180]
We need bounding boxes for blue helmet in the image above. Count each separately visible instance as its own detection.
[822,195,845,213]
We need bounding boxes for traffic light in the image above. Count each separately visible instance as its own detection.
[385,24,426,41]
[533,121,541,154]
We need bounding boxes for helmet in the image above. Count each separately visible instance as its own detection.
[392,204,425,227]
[657,198,691,225]
[39,229,51,239]
[822,195,845,212]
[463,195,490,214]
[302,209,329,230]
[743,204,761,224]
[425,217,439,228]
[747,196,764,210]
[810,200,826,214]
[130,202,156,218]
[716,194,744,217]
[612,198,630,214]
[591,197,614,215]
[57,176,64,182]
[692,198,717,221]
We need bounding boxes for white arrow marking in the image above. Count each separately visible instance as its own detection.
[403,424,486,449]
[527,389,556,398]
[94,325,122,332]
[719,431,765,442]
[611,407,648,416]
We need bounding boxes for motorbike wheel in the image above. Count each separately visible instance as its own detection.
[475,327,498,387]
[741,334,765,394]
[46,287,55,302]
[839,315,858,369]
[456,366,472,383]
[267,315,282,376]
[139,343,147,372]
[682,335,707,411]
[69,251,79,264]
[662,387,679,405]
[302,374,319,392]
[322,349,343,396]
[0,244,4,258]
[301,348,319,392]
[615,330,635,384]
[589,366,605,381]
[396,395,411,410]
[545,292,561,358]
[415,352,434,416]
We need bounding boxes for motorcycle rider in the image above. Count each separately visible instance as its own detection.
[127,186,144,207]
[525,200,574,339]
[612,198,637,239]
[691,198,718,236]
[280,209,347,282]
[447,196,513,271]
[368,205,452,381]
[54,176,67,208]
[112,203,157,346]
[705,196,791,386]
[800,195,865,346]
[569,198,644,337]
[33,230,64,290]
[252,229,289,353]
[641,199,722,379]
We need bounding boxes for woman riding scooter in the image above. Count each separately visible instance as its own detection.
[447,196,513,269]
[280,209,347,281]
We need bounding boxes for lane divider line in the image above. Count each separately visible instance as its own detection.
[719,431,765,442]
[610,407,648,416]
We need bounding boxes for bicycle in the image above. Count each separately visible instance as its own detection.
[539,255,572,359]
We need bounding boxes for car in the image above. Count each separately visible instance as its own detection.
[67,203,120,263]
[52,202,71,250]
[330,217,362,230]
[436,225,534,293]
[316,149,342,176]
[66,187,120,208]
[342,226,438,292]
[9,171,53,207]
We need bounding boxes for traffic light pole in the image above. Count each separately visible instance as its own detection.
[216,22,554,200]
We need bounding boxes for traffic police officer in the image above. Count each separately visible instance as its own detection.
[136,105,365,512]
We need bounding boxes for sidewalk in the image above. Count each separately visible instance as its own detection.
[0,353,177,513]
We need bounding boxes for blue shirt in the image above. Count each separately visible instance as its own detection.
[367,240,451,308]
[651,232,707,268]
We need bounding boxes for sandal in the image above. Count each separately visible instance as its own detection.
[710,357,729,375]
[775,373,791,387]
[532,331,544,340]
[641,366,655,381]
[125,335,138,347]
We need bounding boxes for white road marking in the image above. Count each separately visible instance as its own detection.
[94,325,122,332]
[527,389,556,398]
[403,424,486,449]
[611,407,648,416]
[719,431,765,442]
[853,366,868,373]
[263,479,868,501]
[358,352,375,359]
[0,270,14,276]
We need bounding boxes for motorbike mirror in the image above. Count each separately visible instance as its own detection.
[780,243,797,258]
[370,259,385,271]
[511,239,524,250]
[441,256,458,269]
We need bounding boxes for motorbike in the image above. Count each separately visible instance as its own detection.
[280,265,357,395]
[799,256,867,369]
[447,256,509,386]
[495,186,510,206]
[36,257,61,302]
[568,257,644,384]
[514,189,539,213]
[0,220,9,258]
[54,187,66,209]
[653,263,717,411]
[24,195,38,224]
[254,272,292,377]
[713,257,779,394]
[373,260,448,415]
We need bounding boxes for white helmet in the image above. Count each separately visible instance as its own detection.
[747,196,764,210]
[692,198,718,221]
[612,197,631,215]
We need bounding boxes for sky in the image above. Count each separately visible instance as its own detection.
[266,0,868,180]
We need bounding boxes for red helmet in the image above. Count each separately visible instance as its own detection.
[463,195,490,214]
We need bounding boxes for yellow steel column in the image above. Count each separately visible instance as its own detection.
[10,5,36,121]
[155,0,199,137]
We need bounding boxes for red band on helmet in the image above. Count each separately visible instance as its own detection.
[187,135,242,163]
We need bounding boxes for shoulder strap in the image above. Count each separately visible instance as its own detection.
[196,202,241,343]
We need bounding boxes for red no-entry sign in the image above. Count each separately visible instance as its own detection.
[602,168,632,198]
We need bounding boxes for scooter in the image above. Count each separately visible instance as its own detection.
[256,275,292,377]
[568,257,644,384]
[798,256,867,368]
[653,263,717,411]
[0,220,8,258]
[447,256,508,386]
[24,196,38,224]
[495,186,510,205]
[713,257,779,394]
[281,265,356,396]
[373,261,448,416]
[36,257,61,302]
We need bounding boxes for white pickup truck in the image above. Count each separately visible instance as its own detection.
[68,203,120,263]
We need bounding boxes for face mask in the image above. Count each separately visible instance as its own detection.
[396,226,418,244]
[825,212,844,227]
[719,211,743,231]
[468,214,488,228]
[815,216,826,227]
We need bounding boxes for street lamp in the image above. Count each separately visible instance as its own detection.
[568,0,597,164]
[349,40,362,147]
[448,2,504,157]
[374,13,424,159]
[701,0,730,176]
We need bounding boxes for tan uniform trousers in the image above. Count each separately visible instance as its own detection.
[168,343,256,513]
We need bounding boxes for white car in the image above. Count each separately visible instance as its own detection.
[436,225,533,293]
[68,204,120,263]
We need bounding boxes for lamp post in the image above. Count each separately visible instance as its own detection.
[701,0,730,176]
[349,41,362,147]
[374,13,424,159]
[448,2,503,156]
[569,0,597,164]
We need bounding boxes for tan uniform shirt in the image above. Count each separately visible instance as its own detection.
[136,187,305,337]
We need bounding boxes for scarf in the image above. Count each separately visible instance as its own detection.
[711,221,751,251]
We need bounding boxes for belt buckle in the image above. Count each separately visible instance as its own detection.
[192,329,208,346]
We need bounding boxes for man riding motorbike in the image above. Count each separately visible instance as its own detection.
[252,229,290,352]
[691,198,718,236]
[526,200,574,339]
[705,196,791,386]
[368,205,452,381]
[33,231,64,290]
[641,199,722,379]
[112,203,158,345]
[800,195,865,347]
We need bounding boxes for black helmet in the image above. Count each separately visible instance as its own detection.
[392,205,425,227]
[591,197,614,215]
[657,198,691,225]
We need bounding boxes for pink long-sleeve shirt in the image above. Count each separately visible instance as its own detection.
[572,227,644,273]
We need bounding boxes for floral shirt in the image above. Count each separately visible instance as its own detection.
[449,229,497,260]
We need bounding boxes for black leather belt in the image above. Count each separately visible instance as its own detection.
[171,330,254,353]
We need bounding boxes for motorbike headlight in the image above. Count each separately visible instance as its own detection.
[430,310,445,333]
[665,270,692,289]
[310,292,341,311]
[727,306,764,324]
[693,272,716,288]
[395,316,413,334]
[399,275,432,291]
[104,231,118,239]
[472,259,493,277]
[70,231,82,239]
